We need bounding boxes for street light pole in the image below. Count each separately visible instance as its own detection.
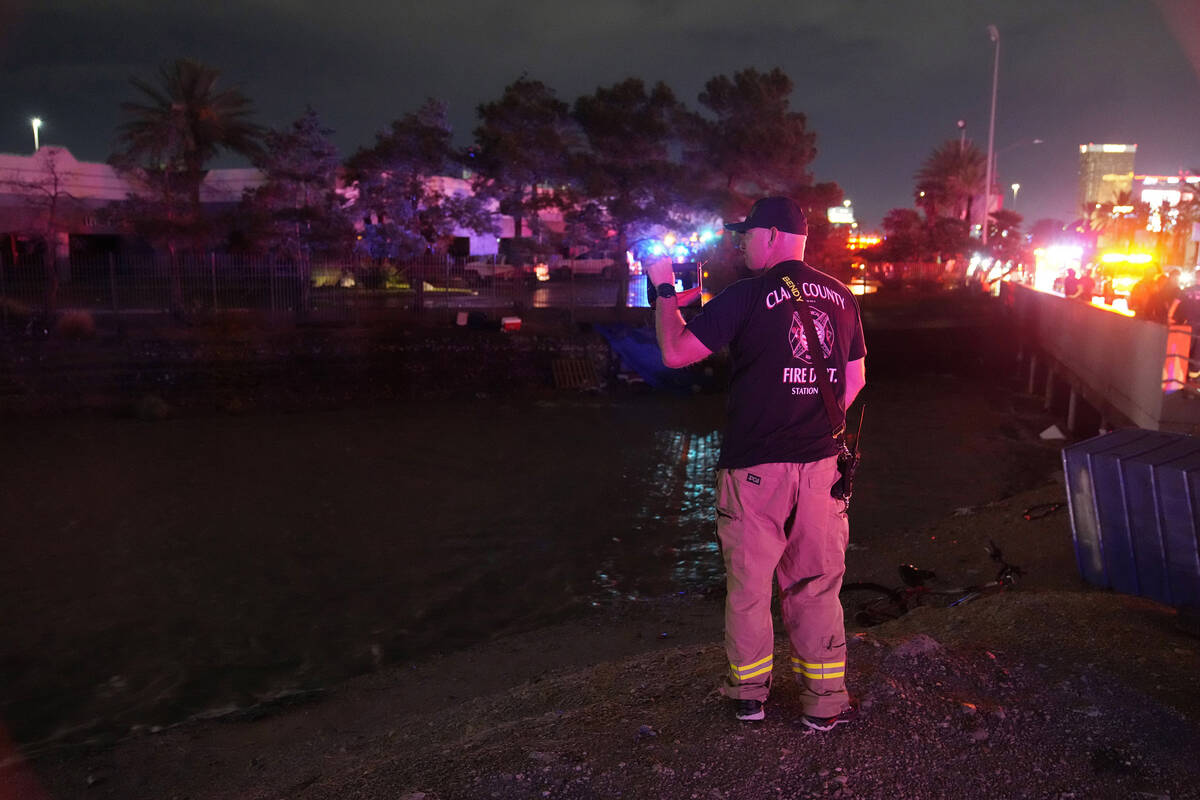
[1011,183,1021,209]
[983,25,1000,246]
[31,117,42,152]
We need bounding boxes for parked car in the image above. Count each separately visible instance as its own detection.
[461,256,531,285]
[556,250,623,279]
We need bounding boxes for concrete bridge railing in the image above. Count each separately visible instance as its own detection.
[1003,281,1200,435]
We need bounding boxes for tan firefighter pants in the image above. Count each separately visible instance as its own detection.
[715,457,850,718]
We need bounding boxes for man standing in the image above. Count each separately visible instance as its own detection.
[647,197,866,730]
[1168,272,1200,325]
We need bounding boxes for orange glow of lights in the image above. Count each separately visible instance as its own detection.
[846,234,881,251]
[1091,296,1135,316]
[1100,252,1153,264]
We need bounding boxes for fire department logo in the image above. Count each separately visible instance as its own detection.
[789,308,835,364]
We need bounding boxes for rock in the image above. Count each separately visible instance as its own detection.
[134,393,169,420]
[891,634,943,658]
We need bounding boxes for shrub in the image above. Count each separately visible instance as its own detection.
[134,393,170,420]
[360,263,400,290]
[55,310,97,340]
[311,266,345,288]
[0,298,31,329]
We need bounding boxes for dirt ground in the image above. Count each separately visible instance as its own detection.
[4,300,1200,799]
[12,481,1200,800]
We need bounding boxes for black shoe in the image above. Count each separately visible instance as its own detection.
[734,699,765,721]
[801,701,858,731]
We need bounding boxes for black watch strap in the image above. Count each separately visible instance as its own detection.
[655,282,677,299]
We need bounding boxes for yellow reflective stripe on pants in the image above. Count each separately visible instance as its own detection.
[735,664,774,680]
[730,655,774,682]
[791,657,845,680]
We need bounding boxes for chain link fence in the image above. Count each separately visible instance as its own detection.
[0,254,650,331]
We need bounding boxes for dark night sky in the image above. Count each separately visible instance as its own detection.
[2,0,1199,230]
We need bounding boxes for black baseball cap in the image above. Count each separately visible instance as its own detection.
[724,197,808,235]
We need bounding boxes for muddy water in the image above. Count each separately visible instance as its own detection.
[0,368,1059,747]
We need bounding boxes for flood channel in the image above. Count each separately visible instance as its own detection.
[0,354,1060,747]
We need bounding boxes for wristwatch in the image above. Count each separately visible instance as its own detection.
[655,283,677,300]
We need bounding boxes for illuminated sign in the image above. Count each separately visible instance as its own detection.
[1080,143,1138,154]
[1140,189,1182,208]
[827,206,855,224]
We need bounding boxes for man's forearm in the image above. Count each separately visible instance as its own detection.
[843,358,866,409]
[656,297,716,368]
[654,297,687,365]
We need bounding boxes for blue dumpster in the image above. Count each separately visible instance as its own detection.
[1063,429,1200,606]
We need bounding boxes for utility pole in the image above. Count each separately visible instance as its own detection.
[983,25,1000,246]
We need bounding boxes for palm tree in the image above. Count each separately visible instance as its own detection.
[1089,190,1149,252]
[914,140,987,223]
[112,58,263,248]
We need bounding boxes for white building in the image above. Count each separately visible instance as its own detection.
[0,146,262,261]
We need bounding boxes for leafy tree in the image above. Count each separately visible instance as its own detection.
[108,59,263,312]
[927,216,971,261]
[880,208,926,262]
[471,78,573,258]
[572,78,687,307]
[345,99,494,260]
[987,209,1025,261]
[1164,195,1200,265]
[791,181,845,273]
[1029,218,1068,248]
[1088,190,1149,252]
[110,58,264,253]
[240,108,354,260]
[915,139,986,223]
[688,67,819,220]
[877,206,971,266]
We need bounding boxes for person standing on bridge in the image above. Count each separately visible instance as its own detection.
[645,197,867,730]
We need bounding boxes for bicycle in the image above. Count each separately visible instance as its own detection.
[840,540,1023,627]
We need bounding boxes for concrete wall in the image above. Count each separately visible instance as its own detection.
[1005,282,1200,434]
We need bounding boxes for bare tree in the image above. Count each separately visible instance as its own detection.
[1,147,78,315]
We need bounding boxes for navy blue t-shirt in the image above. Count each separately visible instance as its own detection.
[686,260,867,468]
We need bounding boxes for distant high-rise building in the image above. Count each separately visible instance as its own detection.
[1079,143,1137,211]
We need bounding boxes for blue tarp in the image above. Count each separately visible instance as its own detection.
[594,324,697,394]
